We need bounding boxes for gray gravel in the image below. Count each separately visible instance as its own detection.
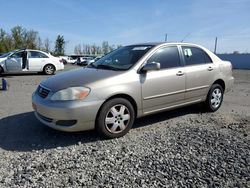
[0,66,249,187]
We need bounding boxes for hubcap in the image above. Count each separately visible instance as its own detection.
[211,88,222,109]
[45,66,54,74]
[105,104,131,134]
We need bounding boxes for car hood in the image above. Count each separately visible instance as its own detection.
[41,67,122,92]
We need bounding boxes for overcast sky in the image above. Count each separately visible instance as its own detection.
[0,0,250,54]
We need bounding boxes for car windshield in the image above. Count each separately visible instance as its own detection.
[0,52,12,58]
[87,45,154,70]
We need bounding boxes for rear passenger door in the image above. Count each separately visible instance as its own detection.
[141,46,185,114]
[28,51,49,71]
[181,46,215,102]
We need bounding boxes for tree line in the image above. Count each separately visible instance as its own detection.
[0,26,66,56]
[0,25,121,56]
[74,42,122,55]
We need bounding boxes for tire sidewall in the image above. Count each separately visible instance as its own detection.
[207,84,224,112]
[96,98,135,138]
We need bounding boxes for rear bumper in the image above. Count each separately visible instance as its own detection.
[56,64,64,71]
[32,93,104,132]
[225,76,234,93]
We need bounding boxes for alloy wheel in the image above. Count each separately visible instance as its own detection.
[105,104,131,134]
[211,88,222,109]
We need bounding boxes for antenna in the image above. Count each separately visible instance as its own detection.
[165,33,168,42]
[181,33,190,42]
[214,37,218,54]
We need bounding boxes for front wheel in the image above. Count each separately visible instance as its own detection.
[43,64,55,75]
[96,98,135,138]
[205,84,224,112]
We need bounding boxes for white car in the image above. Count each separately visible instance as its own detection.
[59,56,76,64]
[0,49,64,75]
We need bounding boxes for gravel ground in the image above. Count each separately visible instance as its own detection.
[0,66,249,187]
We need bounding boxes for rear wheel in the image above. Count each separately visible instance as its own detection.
[43,64,55,75]
[205,84,224,112]
[96,98,135,138]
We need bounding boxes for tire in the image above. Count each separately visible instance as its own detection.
[205,84,224,112]
[43,64,55,75]
[96,98,135,138]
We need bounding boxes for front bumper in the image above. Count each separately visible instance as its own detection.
[32,93,104,132]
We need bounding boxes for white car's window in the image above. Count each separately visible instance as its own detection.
[29,51,48,58]
[147,46,181,69]
[10,51,24,58]
[182,47,212,66]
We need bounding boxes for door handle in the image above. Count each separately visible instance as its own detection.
[176,71,184,76]
[207,66,213,71]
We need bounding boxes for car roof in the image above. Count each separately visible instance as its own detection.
[129,42,205,47]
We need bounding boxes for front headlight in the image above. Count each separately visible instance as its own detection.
[50,87,90,101]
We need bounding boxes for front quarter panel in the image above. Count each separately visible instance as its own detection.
[86,70,142,117]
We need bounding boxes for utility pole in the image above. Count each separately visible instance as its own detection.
[214,37,218,54]
[165,33,168,42]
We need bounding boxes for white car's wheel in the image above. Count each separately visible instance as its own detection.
[43,64,55,75]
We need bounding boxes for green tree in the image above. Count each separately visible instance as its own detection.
[11,26,25,49]
[54,35,65,56]
[23,30,38,49]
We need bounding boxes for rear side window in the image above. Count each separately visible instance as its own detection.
[147,46,181,69]
[182,46,212,66]
[29,51,48,58]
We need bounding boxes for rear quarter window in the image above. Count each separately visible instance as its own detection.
[182,46,212,66]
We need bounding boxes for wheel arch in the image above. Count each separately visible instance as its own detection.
[212,79,225,91]
[95,93,138,127]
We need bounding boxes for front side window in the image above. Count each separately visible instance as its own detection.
[88,45,154,70]
[182,46,212,66]
[29,51,48,58]
[10,51,24,58]
[147,46,181,69]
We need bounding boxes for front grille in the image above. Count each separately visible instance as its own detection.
[37,113,53,123]
[37,85,50,98]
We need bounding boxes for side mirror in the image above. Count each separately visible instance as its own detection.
[140,62,160,73]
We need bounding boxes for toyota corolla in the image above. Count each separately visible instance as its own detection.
[32,42,234,138]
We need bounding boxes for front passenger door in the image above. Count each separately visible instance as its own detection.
[5,51,23,72]
[141,46,185,114]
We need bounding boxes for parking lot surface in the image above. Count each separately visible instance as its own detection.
[0,65,249,187]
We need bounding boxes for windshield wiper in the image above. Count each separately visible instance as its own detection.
[96,64,122,71]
